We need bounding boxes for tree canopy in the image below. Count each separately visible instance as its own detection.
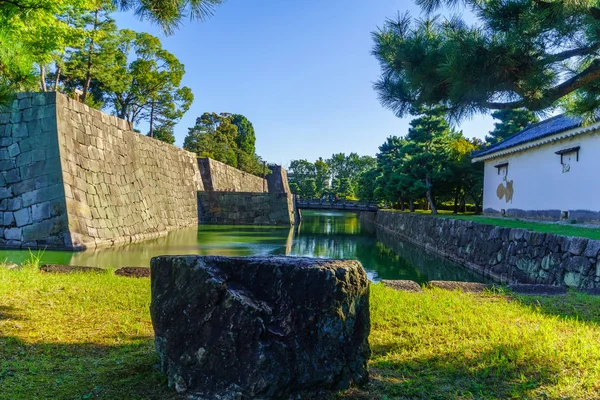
[367,108,484,213]
[288,153,376,199]
[372,0,600,120]
[0,0,221,105]
[183,112,267,175]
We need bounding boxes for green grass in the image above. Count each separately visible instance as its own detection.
[399,210,600,240]
[2,268,600,399]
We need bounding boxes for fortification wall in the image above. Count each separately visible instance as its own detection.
[198,157,266,192]
[197,192,294,225]
[0,93,69,248]
[1,92,203,250]
[373,210,600,289]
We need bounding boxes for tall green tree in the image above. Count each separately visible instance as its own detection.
[56,6,121,107]
[403,108,454,215]
[230,114,264,174]
[486,109,538,145]
[356,167,381,202]
[184,112,238,167]
[97,30,193,134]
[373,0,600,120]
[314,157,330,195]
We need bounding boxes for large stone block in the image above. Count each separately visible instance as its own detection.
[150,256,371,399]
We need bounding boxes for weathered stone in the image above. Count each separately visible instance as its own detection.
[428,280,492,293]
[4,227,22,241]
[0,187,12,199]
[382,279,423,292]
[150,256,370,399]
[373,211,600,289]
[14,208,31,227]
[3,212,14,226]
[568,237,589,255]
[584,240,600,258]
[7,142,20,157]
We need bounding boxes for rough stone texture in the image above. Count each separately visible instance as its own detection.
[40,264,104,273]
[266,164,291,194]
[197,191,295,225]
[198,157,266,192]
[0,92,203,249]
[0,93,69,248]
[375,211,600,289]
[55,94,203,249]
[114,266,150,278]
[428,280,492,293]
[150,256,371,399]
[382,279,423,292]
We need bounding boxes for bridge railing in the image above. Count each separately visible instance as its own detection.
[294,197,380,210]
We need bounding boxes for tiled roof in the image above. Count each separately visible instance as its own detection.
[472,114,583,158]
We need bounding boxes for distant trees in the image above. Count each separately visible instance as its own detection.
[358,108,485,213]
[183,112,267,175]
[288,153,376,199]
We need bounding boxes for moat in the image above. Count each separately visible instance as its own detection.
[0,211,486,283]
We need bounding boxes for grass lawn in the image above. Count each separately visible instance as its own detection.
[2,267,600,399]
[408,210,600,241]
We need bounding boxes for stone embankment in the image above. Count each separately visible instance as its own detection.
[0,92,202,250]
[198,157,266,192]
[368,211,600,289]
[1,92,296,250]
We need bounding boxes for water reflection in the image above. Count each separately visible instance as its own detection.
[0,211,486,283]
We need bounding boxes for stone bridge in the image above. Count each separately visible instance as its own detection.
[295,198,379,212]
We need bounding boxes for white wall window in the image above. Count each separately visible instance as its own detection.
[555,146,580,174]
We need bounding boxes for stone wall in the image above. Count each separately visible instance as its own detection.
[1,92,203,250]
[198,157,266,192]
[0,93,69,248]
[266,164,291,194]
[374,210,600,289]
[198,192,295,225]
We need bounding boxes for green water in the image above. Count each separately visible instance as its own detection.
[0,211,486,283]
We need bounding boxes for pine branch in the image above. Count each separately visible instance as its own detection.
[485,59,600,110]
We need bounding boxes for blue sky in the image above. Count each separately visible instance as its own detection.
[115,0,494,166]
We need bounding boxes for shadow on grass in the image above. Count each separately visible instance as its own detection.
[351,343,561,399]
[0,305,20,321]
[0,336,180,400]
[512,292,600,327]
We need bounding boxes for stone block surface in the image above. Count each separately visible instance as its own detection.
[1,92,203,249]
[375,211,600,289]
[150,256,370,399]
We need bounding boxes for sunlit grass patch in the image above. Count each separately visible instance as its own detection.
[2,267,600,399]
[362,284,600,399]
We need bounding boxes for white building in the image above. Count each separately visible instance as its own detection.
[472,115,600,222]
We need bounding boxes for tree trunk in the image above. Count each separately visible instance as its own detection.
[149,101,155,137]
[40,65,47,92]
[409,199,415,212]
[459,196,466,213]
[426,175,438,215]
[82,9,99,104]
[474,198,482,215]
[453,193,458,214]
[53,64,61,91]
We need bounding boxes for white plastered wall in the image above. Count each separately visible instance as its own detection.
[480,130,600,214]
